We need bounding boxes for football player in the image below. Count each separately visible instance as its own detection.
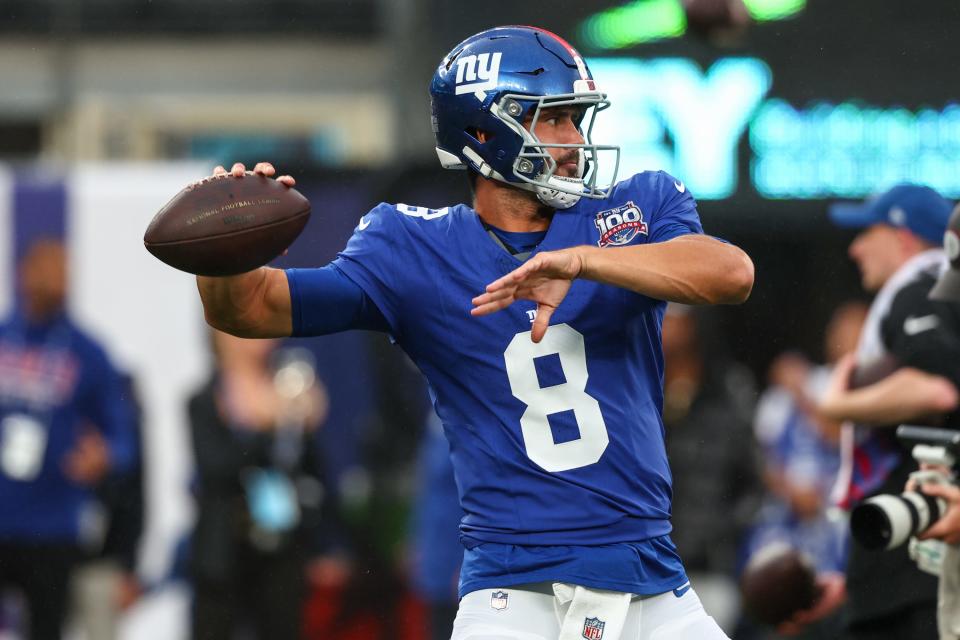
[196,26,753,640]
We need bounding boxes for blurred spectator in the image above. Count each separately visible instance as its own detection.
[0,239,136,640]
[744,302,868,639]
[750,301,868,574]
[188,332,343,640]
[409,414,463,640]
[661,303,759,633]
[303,346,428,640]
[69,372,145,640]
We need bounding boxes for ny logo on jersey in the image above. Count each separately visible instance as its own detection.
[594,201,648,247]
[455,52,502,96]
[582,617,605,640]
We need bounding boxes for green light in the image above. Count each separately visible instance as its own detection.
[743,0,805,21]
[580,0,687,50]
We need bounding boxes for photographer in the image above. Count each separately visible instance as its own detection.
[813,185,959,639]
[888,205,960,640]
[907,205,960,551]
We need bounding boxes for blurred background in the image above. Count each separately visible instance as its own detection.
[0,0,956,638]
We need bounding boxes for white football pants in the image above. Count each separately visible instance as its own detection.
[451,583,730,640]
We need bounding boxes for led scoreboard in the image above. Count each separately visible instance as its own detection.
[587,57,960,201]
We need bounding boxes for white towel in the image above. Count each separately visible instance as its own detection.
[553,583,632,640]
[938,544,960,640]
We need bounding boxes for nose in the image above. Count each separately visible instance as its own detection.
[849,235,864,261]
[562,119,585,144]
[848,242,858,261]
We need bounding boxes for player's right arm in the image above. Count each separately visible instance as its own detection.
[197,163,392,339]
[197,267,292,338]
[196,163,295,338]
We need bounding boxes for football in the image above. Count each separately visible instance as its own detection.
[143,173,310,276]
[740,544,821,627]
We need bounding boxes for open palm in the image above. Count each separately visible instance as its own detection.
[471,248,583,342]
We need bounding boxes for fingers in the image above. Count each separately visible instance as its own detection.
[920,483,960,500]
[210,162,294,186]
[472,287,515,308]
[917,483,960,542]
[483,270,525,294]
[471,288,516,316]
[918,519,960,544]
[253,162,276,176]
[530,306,554,343]
[484,259,543,294]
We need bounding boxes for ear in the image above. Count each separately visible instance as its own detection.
[895,227,933,254]
[476,130,490,143]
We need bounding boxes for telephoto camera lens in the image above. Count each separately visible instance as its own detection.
[850,490,946,550]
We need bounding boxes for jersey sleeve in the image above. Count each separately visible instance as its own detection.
[285,264,389,336]
[881,276,960,383]
[643,171,704,244]
[330,203,412,339]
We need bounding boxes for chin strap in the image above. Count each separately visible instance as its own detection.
[461,144,587,209]
[535,175,585,209]
[534,149,587,209]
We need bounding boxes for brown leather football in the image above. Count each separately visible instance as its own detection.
[740,544,821,627]
[144,173,310,276]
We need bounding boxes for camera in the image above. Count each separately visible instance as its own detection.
[850,425,960,551]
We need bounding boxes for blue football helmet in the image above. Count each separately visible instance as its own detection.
[430,26,620,209]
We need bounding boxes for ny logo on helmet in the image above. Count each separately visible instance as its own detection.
[455,52,502,95]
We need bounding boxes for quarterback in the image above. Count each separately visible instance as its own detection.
[196,26,753,640]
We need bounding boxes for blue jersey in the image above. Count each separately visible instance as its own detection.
[292,171,703,594]
[0,312,135,543]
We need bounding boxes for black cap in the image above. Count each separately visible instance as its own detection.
[930,203,960,302]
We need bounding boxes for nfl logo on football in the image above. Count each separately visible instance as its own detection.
[582,616,605,640]
[490,590,509,611]
[594,201,648,248]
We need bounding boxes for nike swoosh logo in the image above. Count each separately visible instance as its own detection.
[674,181,685,193]
[358,217,371,230]
[673,581,691,598]
[904,314,939,336]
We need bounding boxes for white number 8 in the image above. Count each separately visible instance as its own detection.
[504,324,609,472]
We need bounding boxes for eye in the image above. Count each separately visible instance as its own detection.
[544,117,559,126]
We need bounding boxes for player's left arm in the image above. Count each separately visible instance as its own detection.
[472,235,752,342]
[564,171,754,305]
[573,234,754,304]
[472,173,752,342]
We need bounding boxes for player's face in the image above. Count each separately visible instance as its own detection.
[848,224,903,291]
[527,106,586,178]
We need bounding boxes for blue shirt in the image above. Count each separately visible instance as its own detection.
[0,312,136,543]
[288,170,702,595]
